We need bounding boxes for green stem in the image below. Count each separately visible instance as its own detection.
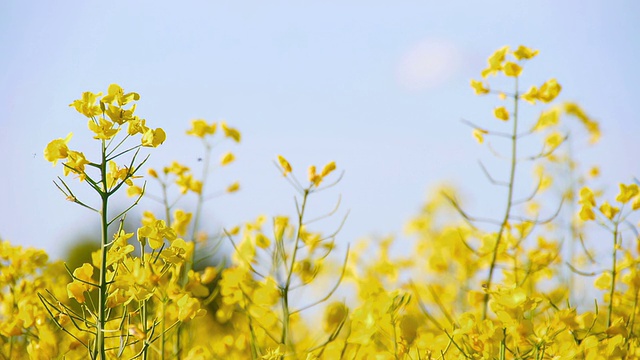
[281,189,309,349]
[95,141,109,360]
[483,77,519,319]
[608,223,619,327]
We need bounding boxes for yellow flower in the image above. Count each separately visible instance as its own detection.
[201,267,218,284]
[177,294,206,322]
[104,102,136,125]
[481,46,509,78]
[473,128,488,144]
[171,209,193,236]
[616,183,639,204]
[533,108,560,131]
[277,155,292,176]
[470,79,490,95]
[67,281,87,303]
[321,161,337,177]
[513,45,539,60]
[594,272,612,290]
[564,102,600,144]
[221,121,241,142]
[101,83,140,106]
[141,127,166,147]
[165,161,190,176]
[127,117,148,135]
[538,78,561,103]
[87,117,119,140]
[308,165,322,186]
[226,181,240,193]
[44,133,73,165]
[323,302,348,333]
[493,106,509,121]
[579,187,596,207]
[69,91,102,117]
[503,61,522,77]
[186,119,216,138]
[579,205,596,221]
[67,263,96,303]
[106,160,134,189]
[599,201,619,221]
[544,131,564,150]
[176,173,202,194]
[255,233,271,249]
[521,86,539,104]
[220,152,235,166]
[64,150,90,181]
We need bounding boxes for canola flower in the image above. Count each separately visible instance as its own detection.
[0,47,638,359]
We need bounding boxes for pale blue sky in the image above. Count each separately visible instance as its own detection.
[1,2,639,260]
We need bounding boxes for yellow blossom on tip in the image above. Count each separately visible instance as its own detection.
[220,152,235,166]
[579,205,596,221]
[277,155,292,176]
[513,45,539,60]
[171,209,193,236]
[470,79,489,95]
[472,128,488,144]
[127,185,142,198]
[538,78,562,103]
[176,173,202,194]
[588,166,600,178]
[594,272,612,290]
[165,161,189,176]
[201,267,218,284]
[147,168,158,178]
[186,119,216,138]
[308,165,323,186]
[226,181,240,193]
[69,91,103,117]
[579,187,596,207]
[533,108,560,131]
[64,150,90,181]
[544,132,564,150]
[564,102,601,144]
[521,86,539,104]
[101,83,140,107]
[88,117,119,140]
[67,282,87,303]
[493,106,509,121]
[127,117,147,136]
[481,46,509,78]
[599,201,619,221]
[321,161,336,177]
[255,233,271,249]
[503,61,522,77]
[616,183,639,204]
[104,101,136,125]
[221,121,241,143]
[498,92,507,100]
[106,160,136,189]
[141,127,166,147]
[44,132,73,165]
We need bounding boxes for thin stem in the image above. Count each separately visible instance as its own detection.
[608,222,619,327]
[281,189,310,349]
[483,76,519,319]
[95,140,109,360]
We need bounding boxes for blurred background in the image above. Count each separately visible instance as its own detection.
[1,1,639,261]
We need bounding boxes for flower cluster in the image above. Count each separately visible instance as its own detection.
[1,47,637,359]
